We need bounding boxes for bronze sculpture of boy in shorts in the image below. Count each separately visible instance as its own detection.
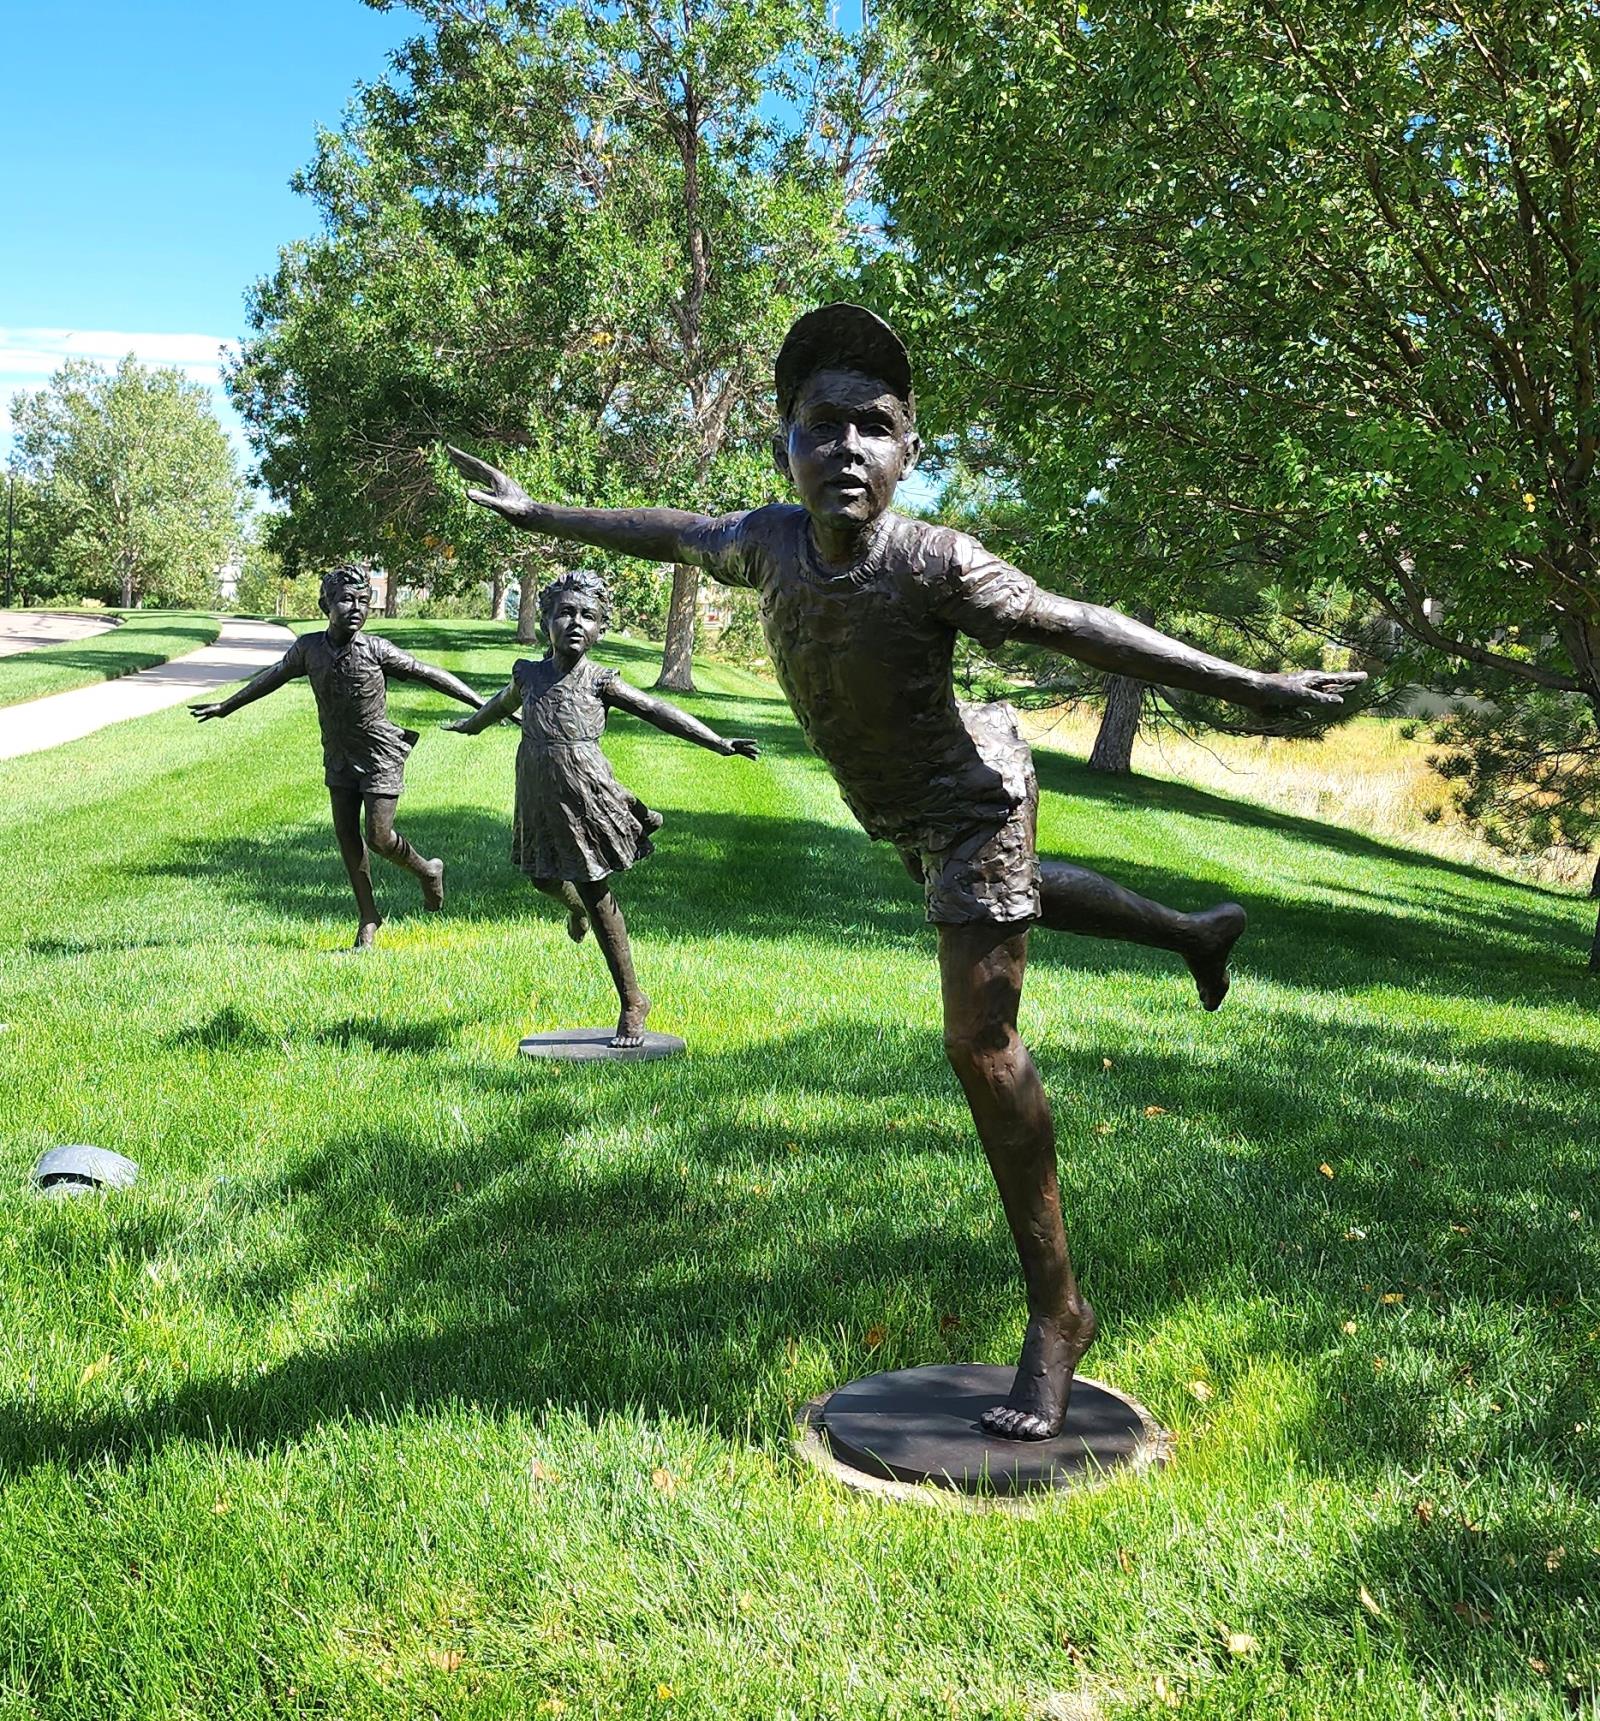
[192,563,488,949]
[448,304,1363,1439]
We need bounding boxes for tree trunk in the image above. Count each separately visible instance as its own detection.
[516,571,542,644]
[384,572,400,619]
[655,563,699,692]
[490,571,508,621]
[1088,674,1146,774]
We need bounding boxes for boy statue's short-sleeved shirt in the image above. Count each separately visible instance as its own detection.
[689,505,1040,852]
[278,630,424,794]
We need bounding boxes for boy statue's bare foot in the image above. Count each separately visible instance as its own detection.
[420,858,446,912]
[981,1303,1099,1441]
[611,994,652,1049]
[1183,901,1247,1011]
[352,919,382,951]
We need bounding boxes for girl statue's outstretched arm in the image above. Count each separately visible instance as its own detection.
[604,678,759,758]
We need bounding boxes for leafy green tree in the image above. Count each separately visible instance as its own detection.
[881,0,1600,958]
[232,0,899,668]
[11,358,242,610]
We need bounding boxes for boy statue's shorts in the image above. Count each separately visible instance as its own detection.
[897,708,1042,925]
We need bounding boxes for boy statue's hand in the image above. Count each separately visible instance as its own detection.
[725,738,760,759]
[446,445,532,524]
[441,714,475,732]
[189,702,224,722]
[1258,668,1368,714]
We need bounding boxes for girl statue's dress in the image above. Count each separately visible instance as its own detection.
[511,655,658,883]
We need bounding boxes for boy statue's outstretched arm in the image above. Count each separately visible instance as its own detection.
[190,654,301,722]
[1007,590,1365,715]
[447,447,725,567]
[393,656,489,711]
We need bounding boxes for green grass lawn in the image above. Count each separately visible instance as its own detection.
[0,620,1596,1719]
[0,611,222,708]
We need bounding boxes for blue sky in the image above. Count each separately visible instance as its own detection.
[0,0,416,457]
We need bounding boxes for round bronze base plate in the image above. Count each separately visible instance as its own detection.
[517,1029,686,1062]
[796,1364,1170,1502]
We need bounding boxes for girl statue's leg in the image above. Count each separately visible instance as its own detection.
[573,876,651,1048]
[329,787,383,948]
[534,877,590,943]
[363,794,445,911]
[1037,860,1246,1011]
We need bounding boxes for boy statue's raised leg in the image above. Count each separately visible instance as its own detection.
[364,794,445,911]
[1038,861,1247,1012]
[938,921,1098,1439]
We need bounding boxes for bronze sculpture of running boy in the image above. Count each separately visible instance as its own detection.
[192,563,488,949]
[448,303,1363,1440]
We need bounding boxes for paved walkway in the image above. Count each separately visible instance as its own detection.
[0,611,119,658]
[0,618,294,761]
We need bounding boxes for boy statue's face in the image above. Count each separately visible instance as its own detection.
[323,584,370,642]
[777,367,920,530]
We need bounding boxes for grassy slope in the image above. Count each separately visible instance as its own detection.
[0,620,1595,1720]
[0,611,222,708]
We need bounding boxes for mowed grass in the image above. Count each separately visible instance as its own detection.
[0,610,221,708]
[0,620,1597,1720]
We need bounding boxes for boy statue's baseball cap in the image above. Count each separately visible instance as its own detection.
[775,302,914,419]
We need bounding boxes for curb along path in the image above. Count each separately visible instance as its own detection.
[0,619,294,761]
[0,612,120,658]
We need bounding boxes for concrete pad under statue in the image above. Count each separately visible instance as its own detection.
[518,1028,686,1062]
[796,1364,1171,1502]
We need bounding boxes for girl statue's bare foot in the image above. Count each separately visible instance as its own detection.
[566,908,589,943]
[981,1303,1099,1441]
[1183,901,1247,1011]
[420,858,446,912]
[611,994,652,1049]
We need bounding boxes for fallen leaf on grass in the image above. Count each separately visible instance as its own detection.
[1451,1602,1492,1626]
[1414,1500,1435,1525]
[1358,1585,1383,1618]
[1529,1657,1551,1676]
[651,1468,679,1499]
[529,1460,559,1486]
[1224,1631,1257,1656]
[865,1324,886,1350]
[656,1684,675,1701]
[1318,1162,1335,1179]
[1545,1546,1566,1572]
[1143,1105,1168,1118]
[1102,1057,1114,1071]
[538,1700,566,1716]
[1188,1380,1213,1402]
[1342,1320,1359,1335]
[427,1649,464,1673]
[1380,1292,1404,1305]
[79,1355,112,1388]
[939,1313,961,1335]
[1343,1228,1367,1241]
[1117,1547,1136,1574]
[1450,1223,1472,1236]
[1373,1357,1386,1373]
[211,1498,230,1516]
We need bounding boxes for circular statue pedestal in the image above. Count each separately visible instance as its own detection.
[518,1028,686,1063]
[796,1364,1169,1503]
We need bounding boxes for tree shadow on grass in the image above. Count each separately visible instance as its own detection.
[129,790,1592,1017]
[3,990,1594,1496]
[1025,751,1596,1009]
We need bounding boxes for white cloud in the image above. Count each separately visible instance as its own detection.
[0,326,244,459]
